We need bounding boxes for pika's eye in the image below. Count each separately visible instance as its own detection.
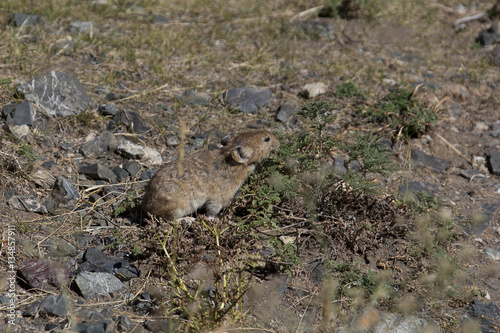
[264,137,270,142]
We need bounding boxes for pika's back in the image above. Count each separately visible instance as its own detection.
[142,129,280,220]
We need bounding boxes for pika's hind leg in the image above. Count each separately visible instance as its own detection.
[203,200,224,219]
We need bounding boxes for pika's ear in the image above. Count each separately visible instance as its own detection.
[231,146,253,164]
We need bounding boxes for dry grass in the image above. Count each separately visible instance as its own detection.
[0,0,498,332]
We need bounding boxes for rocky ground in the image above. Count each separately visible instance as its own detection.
[0,0,499,332]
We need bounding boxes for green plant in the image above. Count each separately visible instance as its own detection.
[359,87,438,138]
[114,189,141,216]
[337,133,397,193]
[336,81,366,98]
[299,101,337,155]
[14,141,39,162]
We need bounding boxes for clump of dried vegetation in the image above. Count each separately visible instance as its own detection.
[0,0,495,332]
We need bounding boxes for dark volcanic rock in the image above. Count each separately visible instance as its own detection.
[78,163,117,183]
[411,149,451,173]
[463,203,500,236]
[2,101,36,126]
[18,259,71,289]
[10,13,44,27]
[79,131,117,157]
[17,71,93,117]
[44,176,80,212]
[75,321,113,333]
[38,294,69,317]
[398,180,438,202]
[98,104,119,116]
[488,149,500,175]
[476,23,500,46]
[79,248,140,280]
[123,160,141,178]
[222,86,272,113]
[117,315,133,331]
[80,248,110,271]
[107,109,150,134]
[111,166,129,182]
[275,103,297,122]
[470,300,500,333]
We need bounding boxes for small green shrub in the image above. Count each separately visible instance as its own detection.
[335,81,366,98]
[337,133,397,193]
[359,87,438,138]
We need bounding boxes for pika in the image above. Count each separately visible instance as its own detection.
[142,129,280,220]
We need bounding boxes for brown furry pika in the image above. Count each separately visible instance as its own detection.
[142,129,280,220]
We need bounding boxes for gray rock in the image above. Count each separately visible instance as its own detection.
[17,71,93,117]
[117,315,133,331]
[476,23,500,46]
[458,169,487,180]
[463,203,500,236]
[107,110,150,134]
[31,168,56,189]
[124,160,141,178]
[111,166,129,182]
[8,195,48,214]
[470,300,500,332]
[411,149,450,173]
[176,89,211,106]
[222,86,272,113]
[78,163,117,183]
[11,13,43,27]
[98,104,119,116]
[54,176,80,201]
[116,140,163,165]
[80,248,112,271]
[79,131,117,157]
[18,259,71,289]
[166,134,180,147]
[485,248,500,260]
[4,123,30,139]
[23,300,41,317]
[332,157,348,175]
[43,176,79,213]
[68,21,93,34]
[276,104,297,122]
[80,248,140,280]
[298,82,327,99]
[398,180,437,202]
[38,294,69,317]
[75,321,113,333]
[488,149,500,175]
[3,101,36,126]
[75,272,125,300]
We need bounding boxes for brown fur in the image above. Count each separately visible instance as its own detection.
[142,129,280,220]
